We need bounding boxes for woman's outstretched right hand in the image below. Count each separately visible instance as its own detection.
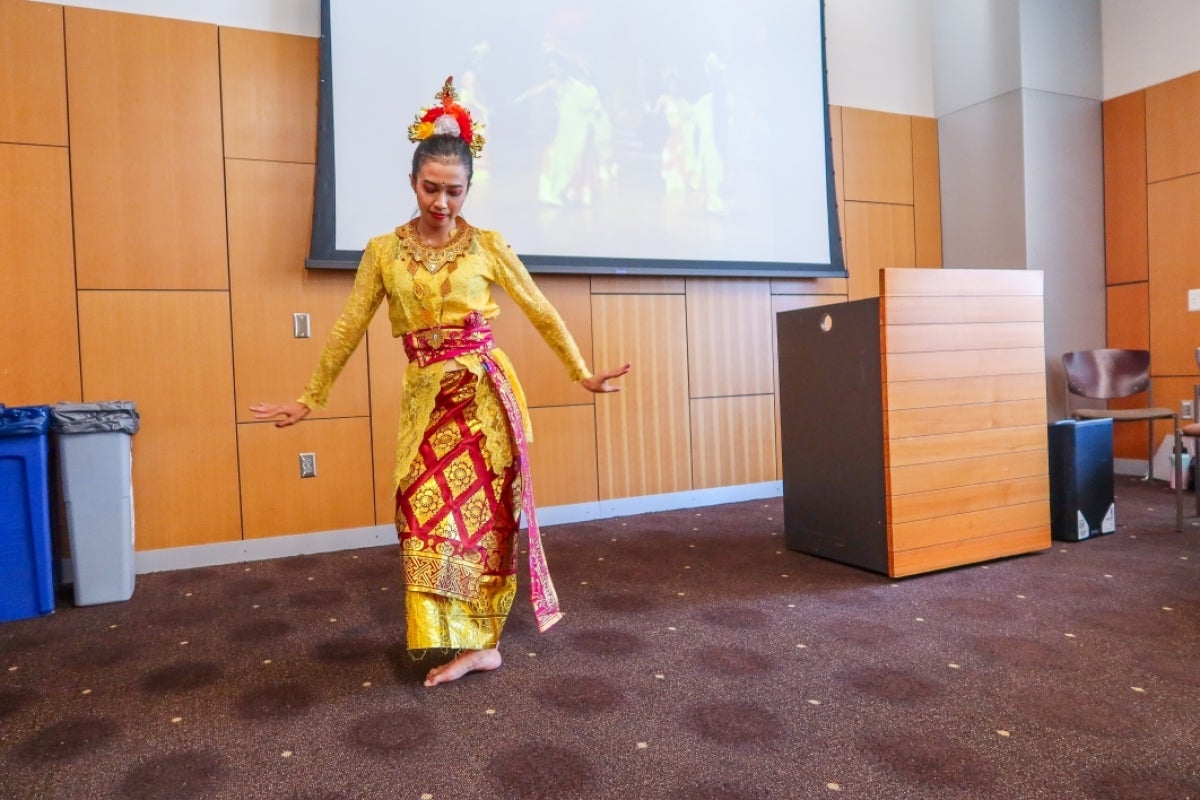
[249,401,311,428]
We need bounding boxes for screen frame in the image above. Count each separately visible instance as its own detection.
[306,0,846,279]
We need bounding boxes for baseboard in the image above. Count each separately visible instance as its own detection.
[1114,458,1148,477]
[135,524,397,575]
[133,481,784,575]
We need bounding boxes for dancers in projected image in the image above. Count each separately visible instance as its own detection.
[654,53,728,214]
[514,49,615,208]
[454,44,493,188]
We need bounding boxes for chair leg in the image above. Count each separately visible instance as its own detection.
[1173,424,1183,532]
[1147,421,1156,481]
[1190,438,1200,520]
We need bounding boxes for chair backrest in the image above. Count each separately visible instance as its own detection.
[1062,348,1151,401]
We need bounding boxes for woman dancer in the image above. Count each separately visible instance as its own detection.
[251,77,629,687]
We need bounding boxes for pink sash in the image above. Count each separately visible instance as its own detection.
[403,313,562,633]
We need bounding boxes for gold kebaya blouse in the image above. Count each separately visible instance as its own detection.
[299,219,592,490]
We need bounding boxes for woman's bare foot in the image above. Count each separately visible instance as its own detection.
[423,648,502,687]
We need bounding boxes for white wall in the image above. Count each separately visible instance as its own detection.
[30,0,320,37]
[931,0,1022,118]
[40,0,941,117]
[1021,0,1102,100]
[1102,0,1200,98]
[825,0,935,116]
[36,1,1200,108]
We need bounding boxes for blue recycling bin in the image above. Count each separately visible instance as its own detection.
[0,405,56,622]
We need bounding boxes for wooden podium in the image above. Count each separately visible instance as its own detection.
[777,268,1051,577]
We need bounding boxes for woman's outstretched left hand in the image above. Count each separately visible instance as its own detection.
[582,362,632,394]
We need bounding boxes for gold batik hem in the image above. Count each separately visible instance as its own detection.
[405,575,516,651]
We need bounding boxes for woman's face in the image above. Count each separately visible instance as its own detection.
[410,157,470,234]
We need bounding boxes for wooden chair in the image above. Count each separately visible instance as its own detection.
[1062,348,1182,532]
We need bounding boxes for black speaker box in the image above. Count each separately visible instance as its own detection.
[1047,419,1115,542]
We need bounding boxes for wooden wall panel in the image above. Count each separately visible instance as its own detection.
[0,0,67,146]
[1103,91,1148,285]
[66,8,227,290]
[1152,375,1197,421]
[690,395,775,490]
[686,278,773,398]
[1145,71,1200,184]
[1106,282,1149,350]
[0,143,80,405]
[1147,173,1200,375]
[366,306,408,525]
[844,202,916,300]
[840,107,913,205]
[591,276,684,294]
[219,27,319,163]
[77,291,241,549]
[490,275,595,408]
[592,294,691,499]
[1105,282,1152,459]
[238,417,375,539]
[528,405,599,507]
[911,115,942,268]
[227,159,369,422]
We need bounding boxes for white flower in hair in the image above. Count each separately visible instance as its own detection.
[433,114,463,137]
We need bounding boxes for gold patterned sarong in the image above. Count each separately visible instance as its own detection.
[398,368,519,651]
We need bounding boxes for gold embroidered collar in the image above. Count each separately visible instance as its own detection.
[395,218,475,274]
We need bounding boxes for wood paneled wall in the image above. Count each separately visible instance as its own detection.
[0,1,942,552]
[1104,71,1200,460]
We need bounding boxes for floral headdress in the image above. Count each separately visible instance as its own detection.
[406,76,485,157]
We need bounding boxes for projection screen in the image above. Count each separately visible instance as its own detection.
[308,0,845,278]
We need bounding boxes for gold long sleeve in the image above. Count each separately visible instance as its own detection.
[481,230,593,384]
[298,238,386,410]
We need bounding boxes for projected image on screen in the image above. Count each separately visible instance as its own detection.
[319,0,841,276]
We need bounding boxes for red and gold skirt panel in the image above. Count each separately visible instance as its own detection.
[397,368,520,651]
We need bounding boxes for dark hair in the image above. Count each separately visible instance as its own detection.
[411,133,474,186]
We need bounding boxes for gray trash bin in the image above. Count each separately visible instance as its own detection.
[50,402,139,606]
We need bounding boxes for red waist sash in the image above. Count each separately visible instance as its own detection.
[402,313,562,633]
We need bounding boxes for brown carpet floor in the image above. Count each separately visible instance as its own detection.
[1,476,1198,800]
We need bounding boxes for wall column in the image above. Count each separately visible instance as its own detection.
[934,0,1104,419]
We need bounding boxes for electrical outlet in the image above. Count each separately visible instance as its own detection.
[1183,400,1194,421]
[299,452,317,478]
[1189,290,1200,312]
[293,312,311,338]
